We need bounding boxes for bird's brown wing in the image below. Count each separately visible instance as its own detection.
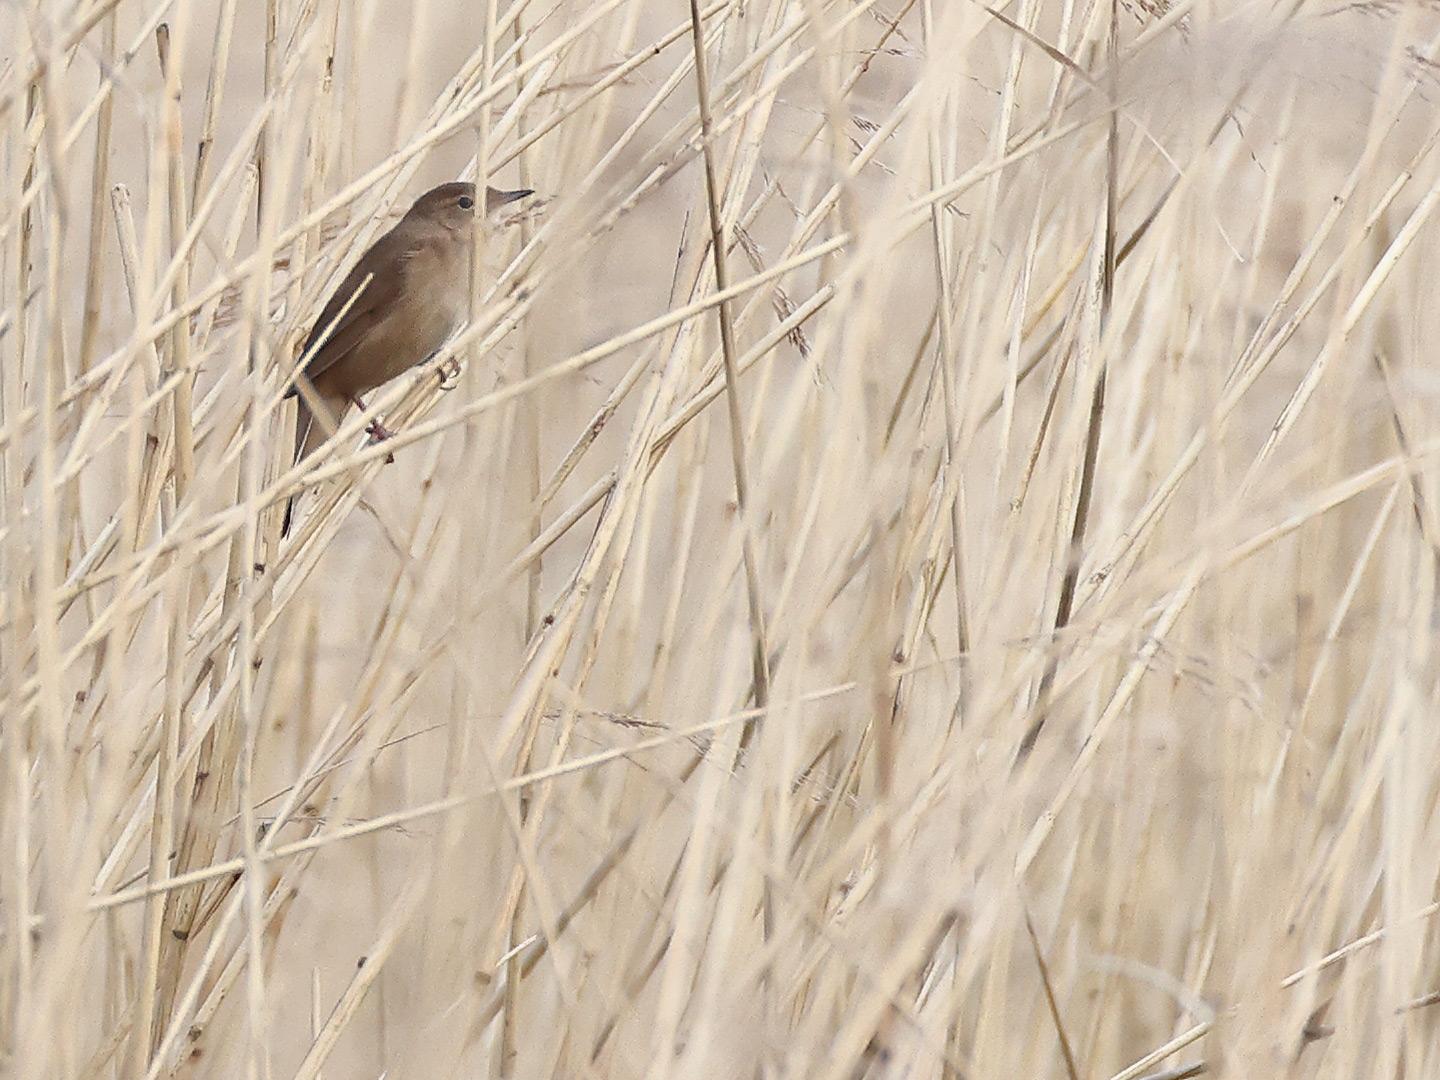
[286,229,413,396]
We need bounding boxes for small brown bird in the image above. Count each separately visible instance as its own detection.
[282,181,532,535]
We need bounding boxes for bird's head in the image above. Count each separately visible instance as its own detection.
[410,182,533,232]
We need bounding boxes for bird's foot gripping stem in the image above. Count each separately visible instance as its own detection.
[436,357,462,390]
[360,412,397,465]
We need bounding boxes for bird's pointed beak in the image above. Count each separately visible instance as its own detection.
[489,187,534,209]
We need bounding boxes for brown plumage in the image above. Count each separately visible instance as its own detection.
[282,181,532,536]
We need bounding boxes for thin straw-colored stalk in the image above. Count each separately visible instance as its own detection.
[1016,0,1119,761]
[155,23,196,506]
[76,5,116,377]
[686,0,771,716]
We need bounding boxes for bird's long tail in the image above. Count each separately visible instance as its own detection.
[280,399,317,538]
[281,394,347,538]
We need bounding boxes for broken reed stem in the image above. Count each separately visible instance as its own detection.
[686,0,772,716]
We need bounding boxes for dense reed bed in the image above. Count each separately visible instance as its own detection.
[3,0,1440,1075]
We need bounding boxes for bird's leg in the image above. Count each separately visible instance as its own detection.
[352,395,396,464]
[436,356,462,390]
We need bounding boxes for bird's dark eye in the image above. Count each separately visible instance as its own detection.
[458,195,475,210]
